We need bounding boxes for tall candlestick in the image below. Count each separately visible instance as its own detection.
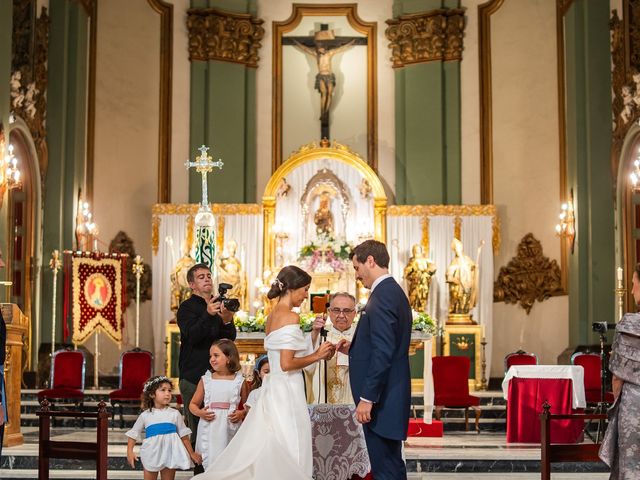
[615,266,626,323]
[49,250,62,357]
[617,267,623,283]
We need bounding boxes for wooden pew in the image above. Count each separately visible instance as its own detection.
[36,399,109,480]
[539,401,607,480]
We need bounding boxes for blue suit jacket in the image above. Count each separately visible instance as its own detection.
[349,276,412,441]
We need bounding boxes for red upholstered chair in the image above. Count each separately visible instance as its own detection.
[571,352,614,404]
[109,348,153,427]
[504,350,538,373]
[38,349,86,409]
[432,356,481,432]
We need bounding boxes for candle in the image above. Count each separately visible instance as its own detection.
[617,267,623,283]
[481,323,486,340]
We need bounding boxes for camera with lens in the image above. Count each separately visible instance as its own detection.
[592,322,616,334]
[217,282,241,313]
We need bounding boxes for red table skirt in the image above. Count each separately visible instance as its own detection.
[506,377,583,443]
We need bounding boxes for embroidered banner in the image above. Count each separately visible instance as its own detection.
[68,253,127,344]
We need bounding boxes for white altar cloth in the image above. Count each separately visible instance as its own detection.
[502,365,586,409]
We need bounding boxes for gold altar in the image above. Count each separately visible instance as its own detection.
[2,303,28,447]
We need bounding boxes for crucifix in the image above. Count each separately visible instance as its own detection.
[185,144,224,211]
[185,145,224,268]
[286,25,366,140]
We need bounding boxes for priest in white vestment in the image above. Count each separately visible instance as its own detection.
[306,292,357,404]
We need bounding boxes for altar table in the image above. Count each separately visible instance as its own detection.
[502,365,586,444]
[309,404,370,480]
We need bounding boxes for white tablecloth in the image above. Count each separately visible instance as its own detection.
[502,365,586,409]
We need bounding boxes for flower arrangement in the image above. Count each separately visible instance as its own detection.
[411,311,438,335]
[234,310,266,333]
[298,234,352,273]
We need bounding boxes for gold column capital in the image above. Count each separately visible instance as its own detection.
[186,8,265,68]
[385,8,466,68]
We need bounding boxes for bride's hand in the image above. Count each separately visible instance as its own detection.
[199,408,216,422]
[316,341,335,361]
[336,339,351,355]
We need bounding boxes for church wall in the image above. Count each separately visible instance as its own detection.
[92,0,161,373]
[485,0,569,377]
[255,0,396,199]
[0,1,12,264]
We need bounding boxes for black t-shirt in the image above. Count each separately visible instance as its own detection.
[177,294,237,384]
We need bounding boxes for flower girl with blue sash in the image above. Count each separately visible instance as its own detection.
[126,376,202,478]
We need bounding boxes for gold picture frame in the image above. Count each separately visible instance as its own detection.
[443,324,482,391]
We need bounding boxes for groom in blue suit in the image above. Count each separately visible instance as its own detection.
[338,240,412,479]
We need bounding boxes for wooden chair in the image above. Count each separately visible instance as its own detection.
[109,348,153,428]
[539,402,607,480]
[38,349,86,424]
[432,356,481,432]
[504,349,538,372]
[37,398,109,480]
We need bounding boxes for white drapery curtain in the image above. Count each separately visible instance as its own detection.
[274,158,374,264]
[151,209,262,374]
[386,213,495,376]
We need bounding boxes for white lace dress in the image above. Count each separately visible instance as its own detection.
[195,371,245,469]
[125,407,193,472]
[194,324,315,479]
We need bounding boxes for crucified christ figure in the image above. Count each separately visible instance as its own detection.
[293,38,356,122]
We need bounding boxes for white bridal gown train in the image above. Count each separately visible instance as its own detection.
[193,324,314,480]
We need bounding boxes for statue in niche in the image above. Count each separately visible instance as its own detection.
[313,191,334,236]
[404,244,437,313]
[293,25,356,123]
[216,239,248,310]
[446,238,481,320]
[170,239,196,314]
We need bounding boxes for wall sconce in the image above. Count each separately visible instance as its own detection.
[272,222,289,268]
[555,188,575,253]
[630,152,640,192]
[76,200,100,251]
[0,126,22,196]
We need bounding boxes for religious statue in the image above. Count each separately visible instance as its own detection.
[313,192,334,236]
[170,240,196,314]
[404,244,437,313]
[446,238,481,323]
[293,26,356,123]
[216,239,248,310]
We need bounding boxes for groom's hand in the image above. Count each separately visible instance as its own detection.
[355,400,373,424]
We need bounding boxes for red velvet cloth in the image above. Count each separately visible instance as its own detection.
[407,419,443,437]
[505,353,537,371]
[39,350,85,400]
[433,356,480,407]
[506,377,583,443]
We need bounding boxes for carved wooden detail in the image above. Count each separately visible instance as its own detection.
[10,2,49,180]
[385,8,466,68]
[493,233,562,314]
[186,8,264,67]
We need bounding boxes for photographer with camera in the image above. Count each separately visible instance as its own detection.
[177,263,237,456]
[599,263,640,479]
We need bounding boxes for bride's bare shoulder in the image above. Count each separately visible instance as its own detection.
[266,308,299,333]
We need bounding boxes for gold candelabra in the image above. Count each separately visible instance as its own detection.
[132,255,144,347]
[49,250,61,357]
[615,267,626,322]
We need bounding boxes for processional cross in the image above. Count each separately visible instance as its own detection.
[185,145,224,211]
[184,145,224,268]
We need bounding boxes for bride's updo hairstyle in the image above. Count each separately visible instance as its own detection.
[267,265,312,300]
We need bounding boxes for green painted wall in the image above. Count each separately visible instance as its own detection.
[564,0,614,346]
[188,0,257,204]
[393,0,462,205]
[41,0,90,350]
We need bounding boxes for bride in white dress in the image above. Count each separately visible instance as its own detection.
[194,265,335,480]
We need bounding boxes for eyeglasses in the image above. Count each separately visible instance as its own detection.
[329,307,356,315]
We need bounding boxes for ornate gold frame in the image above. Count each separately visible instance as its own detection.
[443,324,482,391]
[478,0,568,292]
[262,141,387,272]
[272,4,377,171]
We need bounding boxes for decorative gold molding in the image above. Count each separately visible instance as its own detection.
[494,233,563,313]
[272,4,377,171]
[387,204,500,254]
[148,0,173,203]
[216,215,225,254]
[152,215,161,255]
[385,8,466,68]
[186,8,264,67]
[454,216,462,240]
[478,0,504,205]
[152,203,262,215]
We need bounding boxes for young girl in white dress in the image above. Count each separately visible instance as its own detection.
[244,354,270,412]
[189,339,249,470]
[193,265,335,480]
[126,376,202,479]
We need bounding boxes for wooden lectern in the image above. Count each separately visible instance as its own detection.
[2,303,28,447]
